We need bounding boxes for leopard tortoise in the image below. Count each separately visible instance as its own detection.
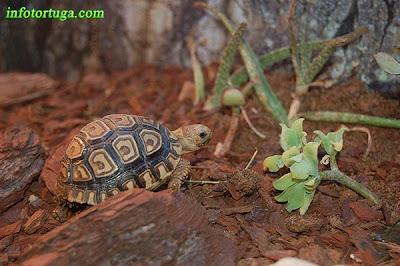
[53,114,212,222]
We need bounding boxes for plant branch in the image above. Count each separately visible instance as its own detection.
[296,111,400,128]
[214,107,240,157]
[204,22,247,110]
[195,2,288,124]
[320,170,380,206]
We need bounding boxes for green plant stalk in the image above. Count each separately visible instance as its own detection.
[190,39,206,105]
[242,44,288,124]
[297,111,400,128]
[230,40,329,88]
[231,47,291,88]
[287,0,303,84]
[196,2,288,124]
[320,170,380,206]
[204,22,247,110]
[302,26,368,87]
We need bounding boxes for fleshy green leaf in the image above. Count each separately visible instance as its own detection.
[285,183,306,213]
[374,52,400,75]
[302,142,319,176]
[275,186,291,202]
[299,190,315,215]
[291,118,307,146]
[331,140,343,152]
[314,130,331,155]
[273,173,294,191]
[304,176,320,191]
[314,128,345,156]
[282,146,301,167]
[280,125,300,151]
[331,127,346,152]
[290,160,312,180]
[263,155,283,172]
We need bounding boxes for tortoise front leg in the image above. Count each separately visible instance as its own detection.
[168,159,191,192]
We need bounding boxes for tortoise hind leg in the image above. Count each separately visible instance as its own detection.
[168,159,191,192]
[52,194,69,223]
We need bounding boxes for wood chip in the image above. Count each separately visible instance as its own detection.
[0,221,22,239]
[24,209,48,234]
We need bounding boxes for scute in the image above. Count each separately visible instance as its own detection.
[112,135,140,163]
[81,120,111,141]
[106,114,137,130]
[58,114,183,206]
[65,136,86,159]
[88,148,119,178]
[139,129,163,156]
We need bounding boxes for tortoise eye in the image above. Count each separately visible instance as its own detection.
[199,132,207,139]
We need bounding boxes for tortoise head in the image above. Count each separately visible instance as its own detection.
[172,124,212,154]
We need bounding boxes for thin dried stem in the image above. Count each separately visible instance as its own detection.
[245,148,258,170]
[240,106,266,138]
[214,107,240,157]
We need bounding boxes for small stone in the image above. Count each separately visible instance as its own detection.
[28,195,39,204]
[24,209,48,234]
[28,195,42,209]
[349,201,384,222]
[286,214,324,233]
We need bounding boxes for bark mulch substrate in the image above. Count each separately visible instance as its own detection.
[1,65,400,265]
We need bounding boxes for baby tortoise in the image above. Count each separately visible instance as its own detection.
[53,114,212,222]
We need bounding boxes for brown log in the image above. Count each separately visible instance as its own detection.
[20,189,237,266]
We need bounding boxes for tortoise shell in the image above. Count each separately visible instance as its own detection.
[57,114,182,205]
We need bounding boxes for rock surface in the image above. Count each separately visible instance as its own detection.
[0,127,44,213]
[20,189,237,266]
[39,140,70,196]
[0,0,398,90]
[0,73,59,108]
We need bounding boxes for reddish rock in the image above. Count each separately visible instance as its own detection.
[0,127,44,213]
[298,245,335,265]
[0,221,22,239]
[237,257,274,266]
[341,199,359,226]
[0,73,59,108]
[349,201,384,222]
[216,215,239,230]
[24,209,49,234]
[261,249,298,261]
[39,140,70,195]
[345,227,384,265]
[285,214,324,233]
[0,253,8,265]
[308,193,339,216]
[0,235,13,252]
[268,212,286,226]
[21,189,237,266]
